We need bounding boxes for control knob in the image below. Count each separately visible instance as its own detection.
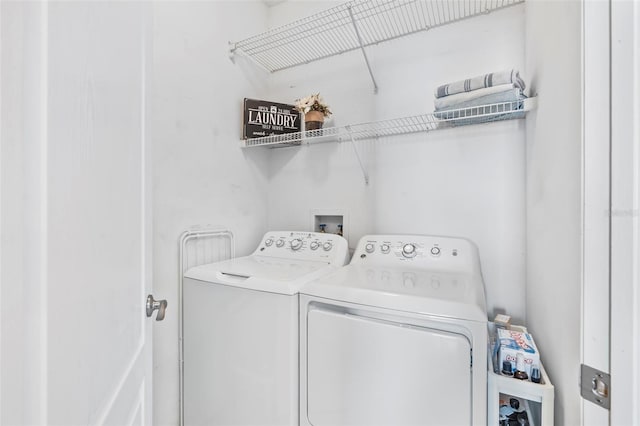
[275,239,285,248]
[264,238,274,247]
[402,243,417,258]
[322,242,333,251]
[381,244,390,254]
[365,243,375,253]
[290,239,303,251]
[430,246,441,256]
[310,241,320,251]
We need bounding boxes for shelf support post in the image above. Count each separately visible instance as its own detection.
[346,126,370,185]
[228,42,237,63]
[347,5,379,94]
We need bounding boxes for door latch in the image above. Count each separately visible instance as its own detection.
[146,294,168,321]
[581,364,610,409]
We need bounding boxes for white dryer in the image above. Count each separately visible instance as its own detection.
[183,231,349,426]
[299,234,488,426]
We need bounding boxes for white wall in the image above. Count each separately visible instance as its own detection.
[150,2,270,424]
[525,1,582,424]
[265,2,527,323]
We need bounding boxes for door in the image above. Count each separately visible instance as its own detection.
[306,308,472,426]
[583,0,640,423]
[1,2,153,425]
[609,0,640,424]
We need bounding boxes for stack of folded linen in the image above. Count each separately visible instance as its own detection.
[433,69,527,126]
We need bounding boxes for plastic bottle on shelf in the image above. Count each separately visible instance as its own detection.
[514,353,529,380]
[319,224,326,233]
[501,360,514,377]
[337,224,343,236]
[530,365,541,383]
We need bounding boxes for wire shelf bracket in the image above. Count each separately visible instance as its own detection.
[347,5,378,94]
[345,125,371,185]
[229,0,526,76]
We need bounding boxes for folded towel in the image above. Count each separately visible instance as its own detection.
[434,84,521,110]
[435,69,525,99]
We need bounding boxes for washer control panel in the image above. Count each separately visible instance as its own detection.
[350,234,479,273]
[255,231,349,265]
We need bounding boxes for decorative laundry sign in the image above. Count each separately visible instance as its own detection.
[243,98,301,139]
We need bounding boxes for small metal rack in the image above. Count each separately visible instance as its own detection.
[179,227,235,426]
[230,0,525,91]
[241,98,536,149]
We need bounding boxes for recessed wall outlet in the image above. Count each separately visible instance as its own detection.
[311,209,349,246]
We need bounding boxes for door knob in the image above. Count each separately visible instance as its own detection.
[146,294,168,321]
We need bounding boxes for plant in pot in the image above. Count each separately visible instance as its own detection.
[294,93,332,131]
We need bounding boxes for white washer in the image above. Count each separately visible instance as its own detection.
[183,231,349,426]
[300,234,488,426]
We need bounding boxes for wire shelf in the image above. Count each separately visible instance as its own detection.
[230,0,525,73]
[241,98,535,148]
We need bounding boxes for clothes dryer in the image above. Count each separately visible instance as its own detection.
[183,231,349,426]
[299,234,488,426]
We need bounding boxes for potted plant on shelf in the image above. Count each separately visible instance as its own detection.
[294,93,332,131]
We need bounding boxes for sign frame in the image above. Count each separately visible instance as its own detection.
[242,98,301,139]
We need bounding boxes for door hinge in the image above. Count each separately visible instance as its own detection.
[580,364,610,409]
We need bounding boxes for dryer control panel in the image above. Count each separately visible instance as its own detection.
[253,231,349,266]
[350,234,481,274]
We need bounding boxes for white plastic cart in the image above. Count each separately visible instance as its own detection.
[488,323,555,425]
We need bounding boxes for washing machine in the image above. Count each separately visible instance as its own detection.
[183,231,349,426]
[299,234,488,426]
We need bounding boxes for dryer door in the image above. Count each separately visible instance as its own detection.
[307,308,472,426]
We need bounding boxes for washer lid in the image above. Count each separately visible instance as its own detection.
[302,263,487,322]
[184,255,336,295]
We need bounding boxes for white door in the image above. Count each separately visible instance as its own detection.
[609,0,640,424]
[1,2,154,425]
[583,0,640,424]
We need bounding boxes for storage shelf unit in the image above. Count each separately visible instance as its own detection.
[230,0,525,73]
[488,323,554,426]
[241,98,535,148]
